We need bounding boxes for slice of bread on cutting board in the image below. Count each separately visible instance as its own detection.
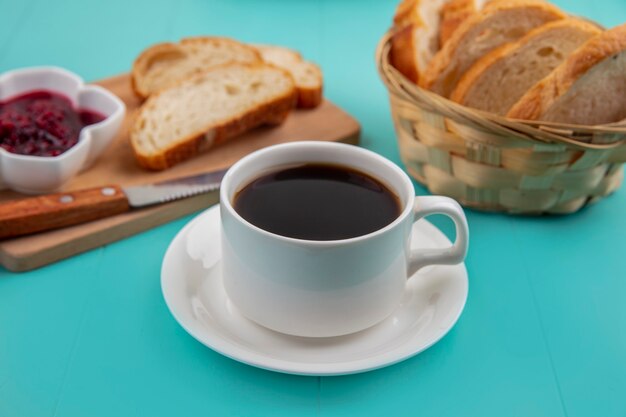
[419,0,566,97]
[131,63,297,170]
[390,0,451,83]
[507,23,626,124]
[451,18,601,114]
[131,37,262,98]
[256,45,323,108]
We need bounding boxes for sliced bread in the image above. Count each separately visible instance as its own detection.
[419,0,565,97]
[131,37,262,98]
[256,45,323,108]
[131,63,297,170]
[439,0,491,46]
[390,0,451,83]
[451,19,601,114]
[507,23,626,124]
[393,0,428,26]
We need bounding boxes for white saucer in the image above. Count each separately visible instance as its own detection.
[161,205,468,376]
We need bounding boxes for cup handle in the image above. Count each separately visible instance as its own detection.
[407,196,469,278]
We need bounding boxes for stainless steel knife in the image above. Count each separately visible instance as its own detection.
[0,168,228,239]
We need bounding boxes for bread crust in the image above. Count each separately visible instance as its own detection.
[130,64,297,170]
[131,42,186,98]
[254,45,323,108]
[297,83,323,108]
[419,0,565,96]
[394,0,426,27]
[390,24,421,83]
[451,18,601,107]
[178,36,262,59]
[131,37,262,99]
[439,0,477,46]
[390,0,452,83]
[508,23,626,120]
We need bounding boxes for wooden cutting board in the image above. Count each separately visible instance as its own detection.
[0,74,360,272]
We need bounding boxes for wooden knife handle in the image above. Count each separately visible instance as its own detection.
[0,185,130,239]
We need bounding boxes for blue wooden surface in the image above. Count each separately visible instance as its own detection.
[1,1,625,416]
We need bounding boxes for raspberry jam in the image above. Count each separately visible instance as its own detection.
[0,91,106,157]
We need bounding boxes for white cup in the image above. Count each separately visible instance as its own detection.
[220,141,469,337]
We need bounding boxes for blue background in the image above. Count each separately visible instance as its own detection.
[1,0,625,416]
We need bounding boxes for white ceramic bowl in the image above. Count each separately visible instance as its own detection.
[0,66,125,194]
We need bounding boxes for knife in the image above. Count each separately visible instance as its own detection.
[0,168,228,239]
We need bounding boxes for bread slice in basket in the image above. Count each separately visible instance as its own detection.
[508,23,626,124]
[451,18,601,114]
[132,37,262,98]
[390,0,451,83]
[390,0,496,83]
[130,63,297,170]
[420,0,566,97]
[256,45,323,108]
[439,0,491,46]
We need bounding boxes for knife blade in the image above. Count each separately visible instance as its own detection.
[123,168,227,207]
[0,168,228,239]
